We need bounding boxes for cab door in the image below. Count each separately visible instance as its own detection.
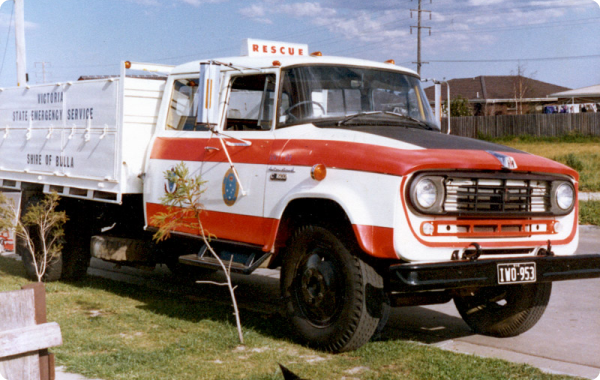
[144,76,213,229]
[199,72,277,247]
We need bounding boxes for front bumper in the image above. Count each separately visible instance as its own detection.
[389,254,600,292]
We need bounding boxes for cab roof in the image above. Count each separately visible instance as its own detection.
[170,55,419,77]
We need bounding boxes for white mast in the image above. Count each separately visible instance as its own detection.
[14,0,26,86]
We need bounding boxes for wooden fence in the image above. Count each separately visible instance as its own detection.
[442,113,600,138]
[0,283,62,380]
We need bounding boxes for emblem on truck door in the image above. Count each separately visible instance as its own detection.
[222,168,240,206]
[164,167,178,194]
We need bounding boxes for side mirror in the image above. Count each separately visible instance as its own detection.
[196,62,221,128]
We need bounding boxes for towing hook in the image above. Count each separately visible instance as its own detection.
[462,243,482,261]
[537,240,555,257]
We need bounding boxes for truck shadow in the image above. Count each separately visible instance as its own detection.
[379,307,473,344]
[86,259,475,345]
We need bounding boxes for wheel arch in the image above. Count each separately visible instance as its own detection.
[268,197,394,269]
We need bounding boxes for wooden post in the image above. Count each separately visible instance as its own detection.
[22,283,55,380]
[0,284,62,380]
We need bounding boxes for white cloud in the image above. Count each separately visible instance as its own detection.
[277,2,337,18]
[125,0,162,6]
[179,0,226,6]
[239,4,273,24]
[241,1,337,23]
[238,0,588,61]
[125,0,226,6]
[468,0,504,5]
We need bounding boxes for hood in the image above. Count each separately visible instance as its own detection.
[277,126,578,180]
[346,125,523,153]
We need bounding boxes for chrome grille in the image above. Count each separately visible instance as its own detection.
[444,177,551,215]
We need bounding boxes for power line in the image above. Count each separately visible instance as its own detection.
[0,2,14,78]
[433,16,600,35]
[429,54,600,63]
[329,14,598,61]
[430,0,591,21]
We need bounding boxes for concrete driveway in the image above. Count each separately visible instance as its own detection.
[84,226,600,379]
[384,226,600,379]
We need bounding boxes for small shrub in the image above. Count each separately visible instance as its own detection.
[580,200,600,226]
[552,153,585,173]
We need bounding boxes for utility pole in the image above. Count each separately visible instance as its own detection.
[410,0,431,76]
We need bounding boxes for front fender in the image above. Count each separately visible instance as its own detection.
[264,166,401,259]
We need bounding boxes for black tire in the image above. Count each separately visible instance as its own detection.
[281,225,385,352]
[18,194,91,282]
[454,283,552,337]
[372,298,391,341]
[17,194,63,282]
[17,244,63,282]
[60,215,92,280]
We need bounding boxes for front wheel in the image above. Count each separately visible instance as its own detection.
[454,283,552,337]
[281,225,385,352]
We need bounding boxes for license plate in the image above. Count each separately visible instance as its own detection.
[497,262,536,284]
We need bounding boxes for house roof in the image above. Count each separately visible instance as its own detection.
[550,84,600,99]
[424,76,571,102]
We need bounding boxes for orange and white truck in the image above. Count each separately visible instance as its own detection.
[1,39,599,352]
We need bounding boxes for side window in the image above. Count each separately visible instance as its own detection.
[226,74,275,131]
[165,78,208,131]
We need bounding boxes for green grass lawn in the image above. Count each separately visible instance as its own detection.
[580,200,600,226]
[483,136,600,226]
[485,136,600,192]
[0,256,582,380]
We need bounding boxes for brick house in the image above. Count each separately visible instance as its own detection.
[424,76,570,116]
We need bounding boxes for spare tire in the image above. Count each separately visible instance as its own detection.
[454,283,552,337]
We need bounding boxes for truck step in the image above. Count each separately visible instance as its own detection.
[178,244,271,275]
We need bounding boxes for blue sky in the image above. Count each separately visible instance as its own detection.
[0,0,598,90]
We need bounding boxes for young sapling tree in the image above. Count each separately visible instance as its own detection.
[0,192,67,282]
[151,162,244,344]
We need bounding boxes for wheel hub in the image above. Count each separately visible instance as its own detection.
[301,268,327,306]
[295,251,341,325]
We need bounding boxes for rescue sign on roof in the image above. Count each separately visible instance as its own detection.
[242,39,309,57]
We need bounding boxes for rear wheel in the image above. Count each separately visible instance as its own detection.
[17,194,63,282]
[20,240,63,282]
[18,194,91,282]
[60,213,92,280]
[281,225,385,352]
[454,283,552,337]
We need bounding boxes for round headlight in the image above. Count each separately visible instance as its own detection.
[415,179,438,209]
[556,183,574,210]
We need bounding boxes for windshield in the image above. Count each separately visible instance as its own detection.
[277,65,437,130]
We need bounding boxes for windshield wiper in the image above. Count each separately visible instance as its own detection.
[381,111,434,130]
[337,111,384,126]
[336,111,433,130]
